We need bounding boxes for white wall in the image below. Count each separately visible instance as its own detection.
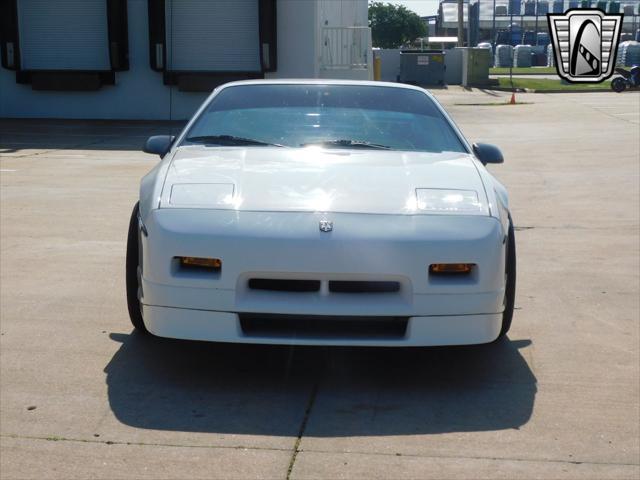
[317,0,371,81]
[318,0,368,27]
[265,0,318,79]
[0,0,205,120]
[0,0,371,120]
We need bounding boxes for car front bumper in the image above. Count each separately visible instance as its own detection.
[139,209,507,346]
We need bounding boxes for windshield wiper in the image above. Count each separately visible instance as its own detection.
[301,139,391,150]
[185,135,285,147]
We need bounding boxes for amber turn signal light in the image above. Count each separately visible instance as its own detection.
[429,263,475,275]
[178,256,222,270]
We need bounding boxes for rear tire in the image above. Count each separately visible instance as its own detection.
[496,219,516,340]
[126,202,148,333]
[612,77,627,93]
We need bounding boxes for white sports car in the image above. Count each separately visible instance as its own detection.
[126,80,515,346]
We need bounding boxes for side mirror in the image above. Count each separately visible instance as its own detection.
[143,135,174,157]
[473,143,504,165]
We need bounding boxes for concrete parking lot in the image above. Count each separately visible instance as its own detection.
[1,89,638,479]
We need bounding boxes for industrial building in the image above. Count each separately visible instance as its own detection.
[0,0,371,120]
[435,0,640,46]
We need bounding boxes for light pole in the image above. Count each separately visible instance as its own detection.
[458,0,465,47]
[535,0,539,41]
[493,0,497,46]
[509,0,514,92]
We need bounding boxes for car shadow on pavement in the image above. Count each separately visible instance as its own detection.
[105,332,536,437]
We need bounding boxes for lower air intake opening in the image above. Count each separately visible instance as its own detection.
[248,279,320,292]
[328,281,401,293]
[239,314,408,339]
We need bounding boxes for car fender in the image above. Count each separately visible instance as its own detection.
[473,160,511,236]
[139,155,172,223]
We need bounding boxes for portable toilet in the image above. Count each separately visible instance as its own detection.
[524,1,536,15]
[514,45,533,67]
[495,30,510,45]
[495,44,514,67]
[537,1,549,15]
[537,32,550,48]
[509,23,523,46]
[522,31,536,45]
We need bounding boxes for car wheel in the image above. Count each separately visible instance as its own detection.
[496,218,516,340]
[611,78,627,93]
[126,202,148,333]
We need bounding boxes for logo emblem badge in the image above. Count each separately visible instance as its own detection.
[548,9,623,83]
[319,220,333,232]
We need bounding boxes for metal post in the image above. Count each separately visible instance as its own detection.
[509,2,513,46]
[458,0,465,46]
[469,0,474,46]
[510,0,514,89]
[492,0,496,45]
[534,0,538,44]
[476,0,480,45]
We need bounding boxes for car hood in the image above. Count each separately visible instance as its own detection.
[159,146,488,215]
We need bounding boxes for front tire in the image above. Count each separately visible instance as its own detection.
[497,219,516,339]
[126,202,148,333]
[611,77,627,93]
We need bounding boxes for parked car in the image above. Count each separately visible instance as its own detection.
[611,66,640,92]
[127,80,515,347]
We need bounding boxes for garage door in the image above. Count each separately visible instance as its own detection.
[165,0,261,72]
[17,0,111,70]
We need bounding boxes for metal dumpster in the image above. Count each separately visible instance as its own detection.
[399,51,445,86]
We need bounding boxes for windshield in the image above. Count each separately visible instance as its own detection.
[182,84,468,153]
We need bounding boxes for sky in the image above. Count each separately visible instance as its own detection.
[392,0,441,16]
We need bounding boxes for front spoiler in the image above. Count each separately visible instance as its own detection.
[142,305,502,347]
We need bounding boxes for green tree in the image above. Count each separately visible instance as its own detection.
[368,2,427,49]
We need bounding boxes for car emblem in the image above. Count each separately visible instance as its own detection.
[547,8,622,83]
[319,220,333,232]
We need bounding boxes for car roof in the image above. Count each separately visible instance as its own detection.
[216,79,434,97]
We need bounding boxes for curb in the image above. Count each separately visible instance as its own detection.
[476,86,612,93]
[488,72,557,76]
[524,88,614,93]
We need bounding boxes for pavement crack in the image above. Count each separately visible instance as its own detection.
[4,433,637,470]
[298,447,640,468]
[0,433,290,453]
[286,382,319,480]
